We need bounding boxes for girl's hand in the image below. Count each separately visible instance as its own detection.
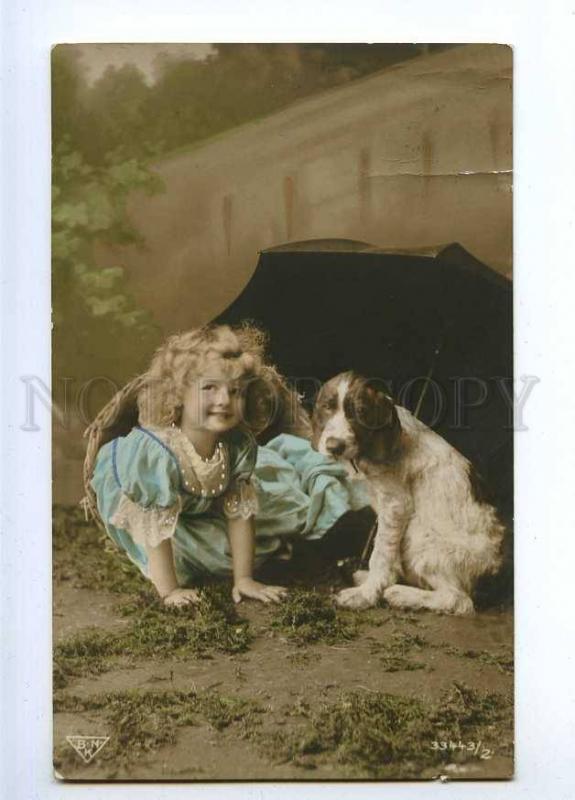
[232,578,287,605]
[163,587,201,607]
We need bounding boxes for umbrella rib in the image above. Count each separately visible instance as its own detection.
[414,332,446,419]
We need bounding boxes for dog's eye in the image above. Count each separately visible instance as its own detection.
[322,398,337,411]
[353,402,370,419]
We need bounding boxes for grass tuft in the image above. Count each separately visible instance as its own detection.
[54,584,251,689]
[367,630,430,672]
[270,590,358,646]
[53,506,513,779]
[53,505,147,594]
[54,687,263,771]
[439,644,514,674]
[260,682,513,777]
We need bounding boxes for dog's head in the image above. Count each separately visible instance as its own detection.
[312,372,401,464]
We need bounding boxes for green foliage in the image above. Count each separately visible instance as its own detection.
[261,683,513,777]
[54,585,252,690]
[438,643,514,674]
[52,140,163,386]
[119,584,253,658]
[140,44,435,156]
[367,630,431,672]
[53,507,252,690]
[53,505,148,594]
[270,589,358,646]
[53,44,450,167]
[51,43,453,389]
[53,497,513,779]
[54,687,263,769]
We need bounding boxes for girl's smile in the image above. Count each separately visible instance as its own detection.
[180,373,245,436]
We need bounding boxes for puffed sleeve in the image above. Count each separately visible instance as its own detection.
[100,428,183,549]
[221,429,259,520]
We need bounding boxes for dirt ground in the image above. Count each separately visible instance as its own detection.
[53,506,513,782]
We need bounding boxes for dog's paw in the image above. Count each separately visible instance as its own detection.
[336,586,377,609]
[382,584,409,608]
[352,569,369,587]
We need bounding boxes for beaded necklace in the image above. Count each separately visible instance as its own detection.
[147,426,229,498]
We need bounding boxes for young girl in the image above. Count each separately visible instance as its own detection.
[90,324,369,606]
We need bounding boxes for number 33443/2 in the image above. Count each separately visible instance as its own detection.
[431,740,493,760]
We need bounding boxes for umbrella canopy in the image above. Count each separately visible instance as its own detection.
[214,239,512,510]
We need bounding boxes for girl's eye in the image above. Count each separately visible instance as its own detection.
[202,383,217,391]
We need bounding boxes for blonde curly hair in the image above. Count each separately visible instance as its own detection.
[82,323,312,525]
[136,323,298,435]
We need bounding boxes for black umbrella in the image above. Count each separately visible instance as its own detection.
[214,239,513,512]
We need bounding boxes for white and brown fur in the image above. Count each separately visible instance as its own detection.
[312,372,505,615]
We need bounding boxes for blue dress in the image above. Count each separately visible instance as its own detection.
[91,425,369,585]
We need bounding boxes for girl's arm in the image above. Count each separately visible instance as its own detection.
[146,538,200,607]
[227,515,287,604]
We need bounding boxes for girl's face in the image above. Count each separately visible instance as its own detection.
[181,368,245,434]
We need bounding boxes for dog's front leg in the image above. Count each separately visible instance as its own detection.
[337,486,411,609]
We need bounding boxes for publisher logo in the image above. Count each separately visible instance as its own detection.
[66,735,110,763]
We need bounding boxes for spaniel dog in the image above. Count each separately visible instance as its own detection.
[312,372,505,615]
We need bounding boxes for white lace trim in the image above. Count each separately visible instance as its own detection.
[110,493,182,549]
[144,426,229,497]
[223,479,259,520]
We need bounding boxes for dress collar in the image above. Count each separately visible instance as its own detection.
[141,425,229,498]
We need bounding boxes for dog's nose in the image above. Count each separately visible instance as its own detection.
[325,437,346,457]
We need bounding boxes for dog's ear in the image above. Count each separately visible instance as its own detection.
[311,382,328,450]
[352,381,401,463]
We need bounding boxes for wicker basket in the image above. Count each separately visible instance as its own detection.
[82,371,312,527]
